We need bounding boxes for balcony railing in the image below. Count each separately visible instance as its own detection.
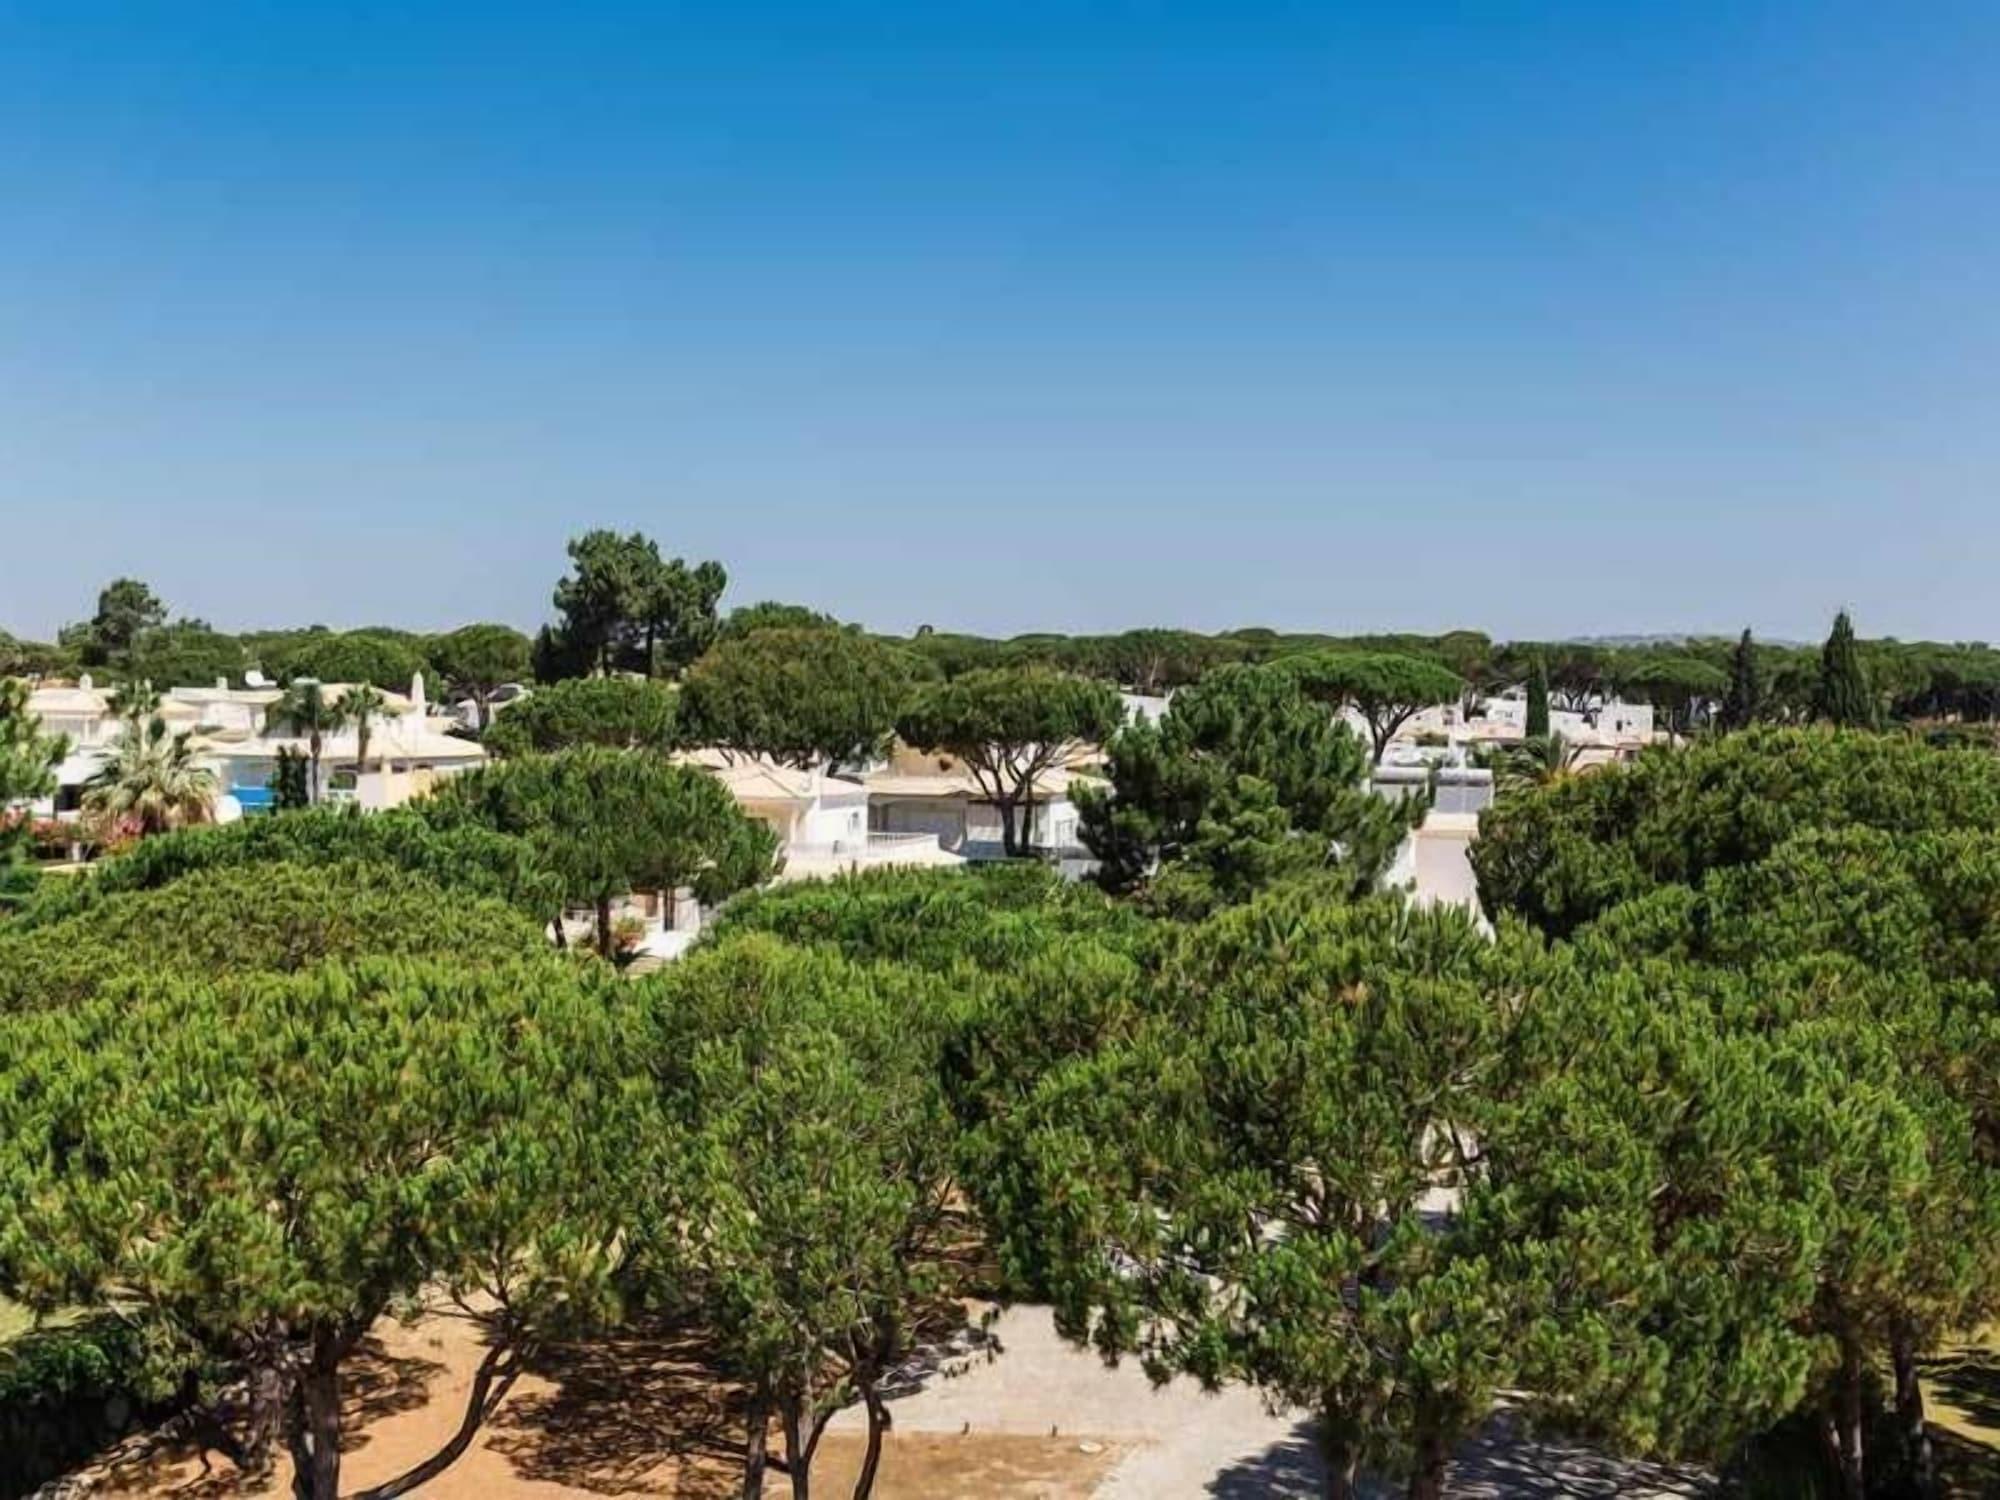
[864,831,942,851]
[781,832,949,870]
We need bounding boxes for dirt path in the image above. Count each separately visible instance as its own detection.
[828,1306,1711,1498]
[96,1313,1120,1500]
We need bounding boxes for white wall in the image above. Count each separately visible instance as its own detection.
[871,797,971,850]
[797,792,868,851]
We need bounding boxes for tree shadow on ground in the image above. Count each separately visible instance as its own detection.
[483,1323,746,1497]
[1205,1420,1344,1499]
[878,1310,1002,1402]
[1926,1344,2000,1438]
[99,1336,445,1498]
[1206,1412,1713,1500]
[1932,1427,2000,1499]
[1444,1416,1713,1499]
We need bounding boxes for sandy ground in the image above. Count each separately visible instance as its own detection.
[97,1306,1717,1499]
[96,1313,1124,1500]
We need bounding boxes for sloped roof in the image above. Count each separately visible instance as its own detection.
[862,764,1087,801]
[678,747,866,806]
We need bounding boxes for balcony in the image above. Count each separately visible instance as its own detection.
[776,831,961,881]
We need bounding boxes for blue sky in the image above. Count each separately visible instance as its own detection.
[1,2,1995,643]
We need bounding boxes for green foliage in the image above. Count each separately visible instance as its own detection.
[718,600,844,640]
[1615,655,1728,735]
[81,712,218,836]
[264,677,345,803]
[0,1314,182,1409]
[1471,732,1584,802]
[1721,628,1765,731]
[1482,969,1923,1461]
[898,667,1124,857]
[1471,727,2000,939]
[1479,731,2000,1494]
[682,627,923,769]
[0,957,647,1499]
[335,682,388,770]
[707,863,1157,1307]
[1525,655,1550,739]
[1817,611,1877,728]
[422,747,777,953]
[629,936,967,1497]
[531,620,594,683]
[551,529,725,677]
[12,806,560,930]
[1078,628,1244,693]
[1076,662,1420,910]
[1011,891,1532,1495]
[0,861,547,1012]
[1279,650,1464,759]
[122,621,248,689]
[0,633,75,680]
[0,678,66,879]
[1494,642,1609,711]
[713,861,1154,972]
[482,675,678,758]
[428,623,531,728]
[272,744,309,811]
[902,630,1007,679]
[0,1314,212,1497]
[259,629,426,692]
[63,578,166,667]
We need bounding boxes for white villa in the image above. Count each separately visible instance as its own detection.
[23,672,486,822]
[1387,694,1658,768]
[678,747,964,882]
[861,741,1089,860]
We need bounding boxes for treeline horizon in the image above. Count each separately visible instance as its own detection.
[6,533,1999,727]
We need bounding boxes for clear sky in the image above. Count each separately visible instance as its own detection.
[1,2,1995,644]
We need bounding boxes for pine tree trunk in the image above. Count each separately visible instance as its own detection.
[285,1376,312,1500]
[997,797,1020,858]
[289,1355,341,1500]
[1830,1331,1867,1500]
[742,1392,771,1500]
[852,1385,889,1500]
[1317,1417,1359,1500]
[1405,1422,1449,1500]
[596,894,615,960]
[782,1399,811,1500]
[239,1361,286,1476]
[1893,1319,1937,1498]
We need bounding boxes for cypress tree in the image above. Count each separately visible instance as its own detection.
[1721,628,1764,732]
[271,746,311,811]
[1817,611,1877,729]
[1525,655,1551,740]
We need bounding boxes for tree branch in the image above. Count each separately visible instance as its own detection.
[343,1340,522,1500]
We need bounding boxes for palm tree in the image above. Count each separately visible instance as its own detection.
[265,679,346,805]
[106,677,161,724]
[84,713,218,837]
[1474,733,1586,801]
[335,683,388,785]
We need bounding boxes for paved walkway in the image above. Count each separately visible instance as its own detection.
[832,1306,1713,1498]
